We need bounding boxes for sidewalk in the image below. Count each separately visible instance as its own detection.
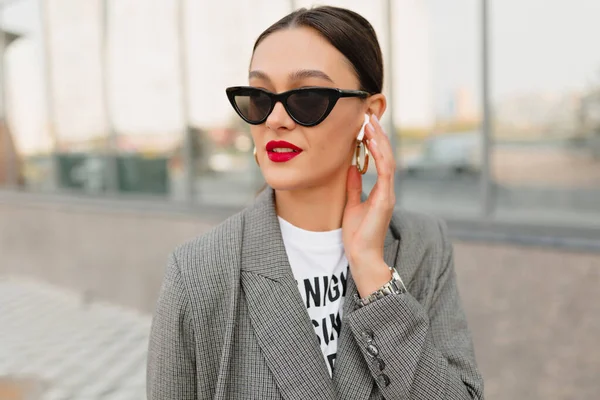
[0,278,150,400]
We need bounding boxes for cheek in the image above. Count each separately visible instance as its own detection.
[309,122,354,161]
[316,107,362,150]
[249,126,265,145]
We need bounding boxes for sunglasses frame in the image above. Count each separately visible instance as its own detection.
[225,86,370,127]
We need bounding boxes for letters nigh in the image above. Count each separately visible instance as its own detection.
[297,266,349,346]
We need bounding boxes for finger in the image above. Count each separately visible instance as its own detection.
[364,125,393,173]
[365,138,393,200]
[366,117,396,197]
[357,136,395,240]
[346,165,362,208]
[365,133,396,208]
[369,115,395,162]
[365,127,394,180]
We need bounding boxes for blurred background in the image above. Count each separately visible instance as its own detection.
[0,0,598,399]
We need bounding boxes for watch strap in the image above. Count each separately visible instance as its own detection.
[353,267,407,308]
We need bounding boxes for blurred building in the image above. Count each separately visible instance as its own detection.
[579,87,600,158]
[0,27,22,186]
[494,91,582,139]
[0,119,23,185]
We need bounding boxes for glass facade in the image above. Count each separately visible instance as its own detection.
[490,0,600,226]
[1,0,599,227]
[397,0,483,218]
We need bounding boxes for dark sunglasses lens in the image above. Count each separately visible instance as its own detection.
[233,89,272,123]
[287,90,330,125]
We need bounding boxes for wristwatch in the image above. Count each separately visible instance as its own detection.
[353,267,407,308]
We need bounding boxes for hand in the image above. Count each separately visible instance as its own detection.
[342,114,397,298]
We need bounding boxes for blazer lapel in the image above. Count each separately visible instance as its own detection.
[332,226,400,399]
[240,188,335,400]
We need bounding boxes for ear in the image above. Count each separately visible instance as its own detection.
[366,93,387,120]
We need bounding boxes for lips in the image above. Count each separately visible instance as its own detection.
[265,140,302,163]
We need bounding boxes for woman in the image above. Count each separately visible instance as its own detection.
[147,6,483,400]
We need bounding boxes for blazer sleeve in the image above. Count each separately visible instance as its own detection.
[147,253,197,400]
[346,219,484,399]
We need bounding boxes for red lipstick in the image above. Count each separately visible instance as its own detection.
[266,141,302,163]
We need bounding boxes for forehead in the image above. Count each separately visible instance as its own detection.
[250,27,357,87]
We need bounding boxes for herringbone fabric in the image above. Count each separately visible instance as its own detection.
[147,187,484,399]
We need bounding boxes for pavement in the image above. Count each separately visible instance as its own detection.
[0,278,150,400]
[453,241,600,400]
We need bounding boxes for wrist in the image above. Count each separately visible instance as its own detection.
[352,260,392,298]
[353,268,407,308]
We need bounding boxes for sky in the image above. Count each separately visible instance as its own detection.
[432,0,600,101]
[2,0,600,152]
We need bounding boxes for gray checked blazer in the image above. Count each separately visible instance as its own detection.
[147,187,484,399]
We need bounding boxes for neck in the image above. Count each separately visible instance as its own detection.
[274,178,348,232]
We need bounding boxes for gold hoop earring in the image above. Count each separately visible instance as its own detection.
[355,140,369,175]
[253,147,259,166]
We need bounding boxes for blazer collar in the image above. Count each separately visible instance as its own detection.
[240,187,400,400]
[240,187,296,281]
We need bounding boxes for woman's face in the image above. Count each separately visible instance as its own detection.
[249,27,383,192]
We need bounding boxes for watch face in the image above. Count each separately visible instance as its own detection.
[391,270,407,293]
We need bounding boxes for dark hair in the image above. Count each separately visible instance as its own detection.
[252,6,384,94]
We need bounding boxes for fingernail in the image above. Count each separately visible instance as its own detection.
[371,115,379,124]
[366,123,375,133]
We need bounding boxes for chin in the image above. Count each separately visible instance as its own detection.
[262,167,312,192]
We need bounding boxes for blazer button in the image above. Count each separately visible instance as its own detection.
[361,330,374,342]
[377,373,391,387]
[374,357,385,371]
[361,331,373,340]
[366,344,379,357]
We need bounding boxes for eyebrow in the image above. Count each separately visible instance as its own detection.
[289,69,335,83]
[248,69,335,84]
[248,70,271,82]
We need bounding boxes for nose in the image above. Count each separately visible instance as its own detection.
[265,101,295,131]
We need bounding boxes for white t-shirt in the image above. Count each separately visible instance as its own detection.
[278,216,350,377]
